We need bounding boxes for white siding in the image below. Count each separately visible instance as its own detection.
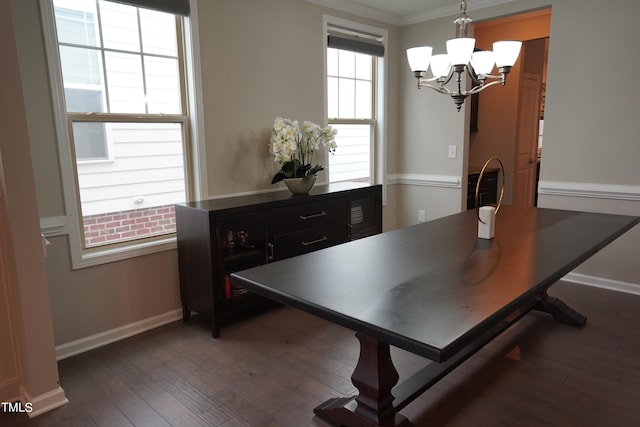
[76,122,186,215]
[329,123,371,183]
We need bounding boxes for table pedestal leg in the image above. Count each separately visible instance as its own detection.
[314,333,413,427]
[535,292,587,326]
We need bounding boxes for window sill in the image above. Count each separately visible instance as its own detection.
[41,215,178,269]
[75,236,177,269]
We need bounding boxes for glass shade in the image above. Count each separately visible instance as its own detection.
[471,50,495,75]
[430,54,451,78]
[493,40,522,67]
[406,46,433,72]
[446,37,475,65]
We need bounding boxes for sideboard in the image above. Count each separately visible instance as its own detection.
[175,182,382,337]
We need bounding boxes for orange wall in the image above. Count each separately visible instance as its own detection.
[469,9,551,203]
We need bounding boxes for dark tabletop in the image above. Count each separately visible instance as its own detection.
[231,207,638,361]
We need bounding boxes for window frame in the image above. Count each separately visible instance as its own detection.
[40,0,207,268]
[323,16,387,201]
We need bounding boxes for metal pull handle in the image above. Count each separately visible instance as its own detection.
[267,243,274,262]
[301,236,328,246]
[299,211,326,220]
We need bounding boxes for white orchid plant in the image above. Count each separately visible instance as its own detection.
[269,116,337,184]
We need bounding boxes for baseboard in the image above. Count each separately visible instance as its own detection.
[563,272,640,296]
[55,308,183,360]
[19,385,68,418]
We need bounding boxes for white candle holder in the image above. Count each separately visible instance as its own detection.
[475,157,505,240]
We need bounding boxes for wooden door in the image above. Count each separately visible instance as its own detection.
[513,73,541,207]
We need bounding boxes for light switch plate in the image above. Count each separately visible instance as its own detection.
[448,145,457,159]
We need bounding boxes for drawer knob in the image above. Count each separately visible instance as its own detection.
[299,211,327,220]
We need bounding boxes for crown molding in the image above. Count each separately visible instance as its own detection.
[306,0,520,27]
[401,0,520,26]
[306,0,404,26]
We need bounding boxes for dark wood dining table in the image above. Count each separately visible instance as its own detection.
[231,206,638,427]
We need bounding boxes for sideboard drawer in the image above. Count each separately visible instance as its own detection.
[270,223,348,261]
[269,198,346,235]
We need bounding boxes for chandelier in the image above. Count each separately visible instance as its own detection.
[407,0,522,111]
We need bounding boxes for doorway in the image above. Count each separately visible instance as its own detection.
[467,9,550,207]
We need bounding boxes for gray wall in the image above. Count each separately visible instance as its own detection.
[7,0,639,352]
[536,0,639,286]
[10,0,401,348]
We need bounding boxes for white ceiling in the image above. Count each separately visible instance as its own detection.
[347,0,456,17]
[306,0,520,26]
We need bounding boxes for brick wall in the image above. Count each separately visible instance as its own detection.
[83,205,176,247]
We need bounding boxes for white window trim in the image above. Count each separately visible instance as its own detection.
[323,15,388,205]
[40,0,207,269]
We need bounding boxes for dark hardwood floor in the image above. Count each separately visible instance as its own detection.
[3,281,640,426]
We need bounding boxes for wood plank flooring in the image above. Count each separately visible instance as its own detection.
[3,281,640,426]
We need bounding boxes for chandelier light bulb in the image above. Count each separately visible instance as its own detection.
[493,40,522,67]
[430,54,452,78]
[407,46,433,72]
[470,50,495,75]
[446,37,475,65]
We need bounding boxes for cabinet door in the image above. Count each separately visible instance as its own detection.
[348,191,381,240]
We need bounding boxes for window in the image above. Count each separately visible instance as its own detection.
[325,20,385,185]
[43,0,196,266]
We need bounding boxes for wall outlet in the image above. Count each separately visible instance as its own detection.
[448,145,457,159]
[418,209,426,222]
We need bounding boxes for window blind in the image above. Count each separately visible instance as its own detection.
[105,0,189,16]
[327,24,385,57]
